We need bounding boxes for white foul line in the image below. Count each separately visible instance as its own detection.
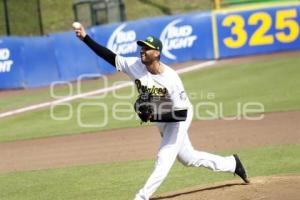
[0,82,133,119]
[176,60,215,74]
[0,60,216,119]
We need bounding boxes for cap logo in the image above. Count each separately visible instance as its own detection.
[146,36,154,42]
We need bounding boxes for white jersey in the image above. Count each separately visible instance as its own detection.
[115,55,192,110]
[114,55,238,200]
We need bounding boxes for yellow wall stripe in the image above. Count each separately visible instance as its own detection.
[214,2,300,13]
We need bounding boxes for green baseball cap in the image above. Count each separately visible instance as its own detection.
[137,36,163,52]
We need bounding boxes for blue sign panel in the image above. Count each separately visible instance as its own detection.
[50,31,101,81]
[0,37,25,89]
[90,12,214,64]
[215,5,300,58]
[21,37,60,87]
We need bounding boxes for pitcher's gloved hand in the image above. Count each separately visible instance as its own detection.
[134,92,154,123]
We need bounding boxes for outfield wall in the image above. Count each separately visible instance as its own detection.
[0,3,299,89]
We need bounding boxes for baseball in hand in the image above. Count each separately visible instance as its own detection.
[72,22,81,30]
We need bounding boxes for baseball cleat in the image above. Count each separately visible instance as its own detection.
[233,154,250,184]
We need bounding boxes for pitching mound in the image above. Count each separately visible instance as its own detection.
[152,175,300,200]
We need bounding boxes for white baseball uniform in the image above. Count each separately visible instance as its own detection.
[115,55,236,200]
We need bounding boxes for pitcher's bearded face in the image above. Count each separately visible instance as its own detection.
[140,46,160,64]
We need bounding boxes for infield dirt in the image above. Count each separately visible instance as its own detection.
[151,175,300,200]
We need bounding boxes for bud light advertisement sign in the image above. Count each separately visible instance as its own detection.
[0,38,25,89]
[158,13,214,63]
[160,18,198,61]
[91,12,214,64]
[107,24,138,55]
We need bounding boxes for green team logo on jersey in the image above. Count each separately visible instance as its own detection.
[135,79,167,96]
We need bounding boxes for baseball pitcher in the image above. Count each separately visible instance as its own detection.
[73,23,249,200]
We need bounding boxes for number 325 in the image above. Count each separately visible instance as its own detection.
[222,9,299,48]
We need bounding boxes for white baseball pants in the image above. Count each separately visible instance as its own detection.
[134,108,236,200]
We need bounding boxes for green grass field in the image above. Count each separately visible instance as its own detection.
[1,54,300,142]
[0,144,299,200]
[0,0,212,36]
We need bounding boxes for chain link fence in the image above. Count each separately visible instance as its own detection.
[0,0,43,36]
[73,0,126,27]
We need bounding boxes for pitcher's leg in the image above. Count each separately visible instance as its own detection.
[134,144,178,199]
[134,123,186,200]
[177,134,235,172]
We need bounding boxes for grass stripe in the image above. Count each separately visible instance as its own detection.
[0,144,299,200]
[0,55,300,141]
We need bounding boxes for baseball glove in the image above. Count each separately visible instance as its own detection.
[134,91,154,123]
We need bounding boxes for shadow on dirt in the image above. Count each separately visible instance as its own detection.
[151,183,247,200]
